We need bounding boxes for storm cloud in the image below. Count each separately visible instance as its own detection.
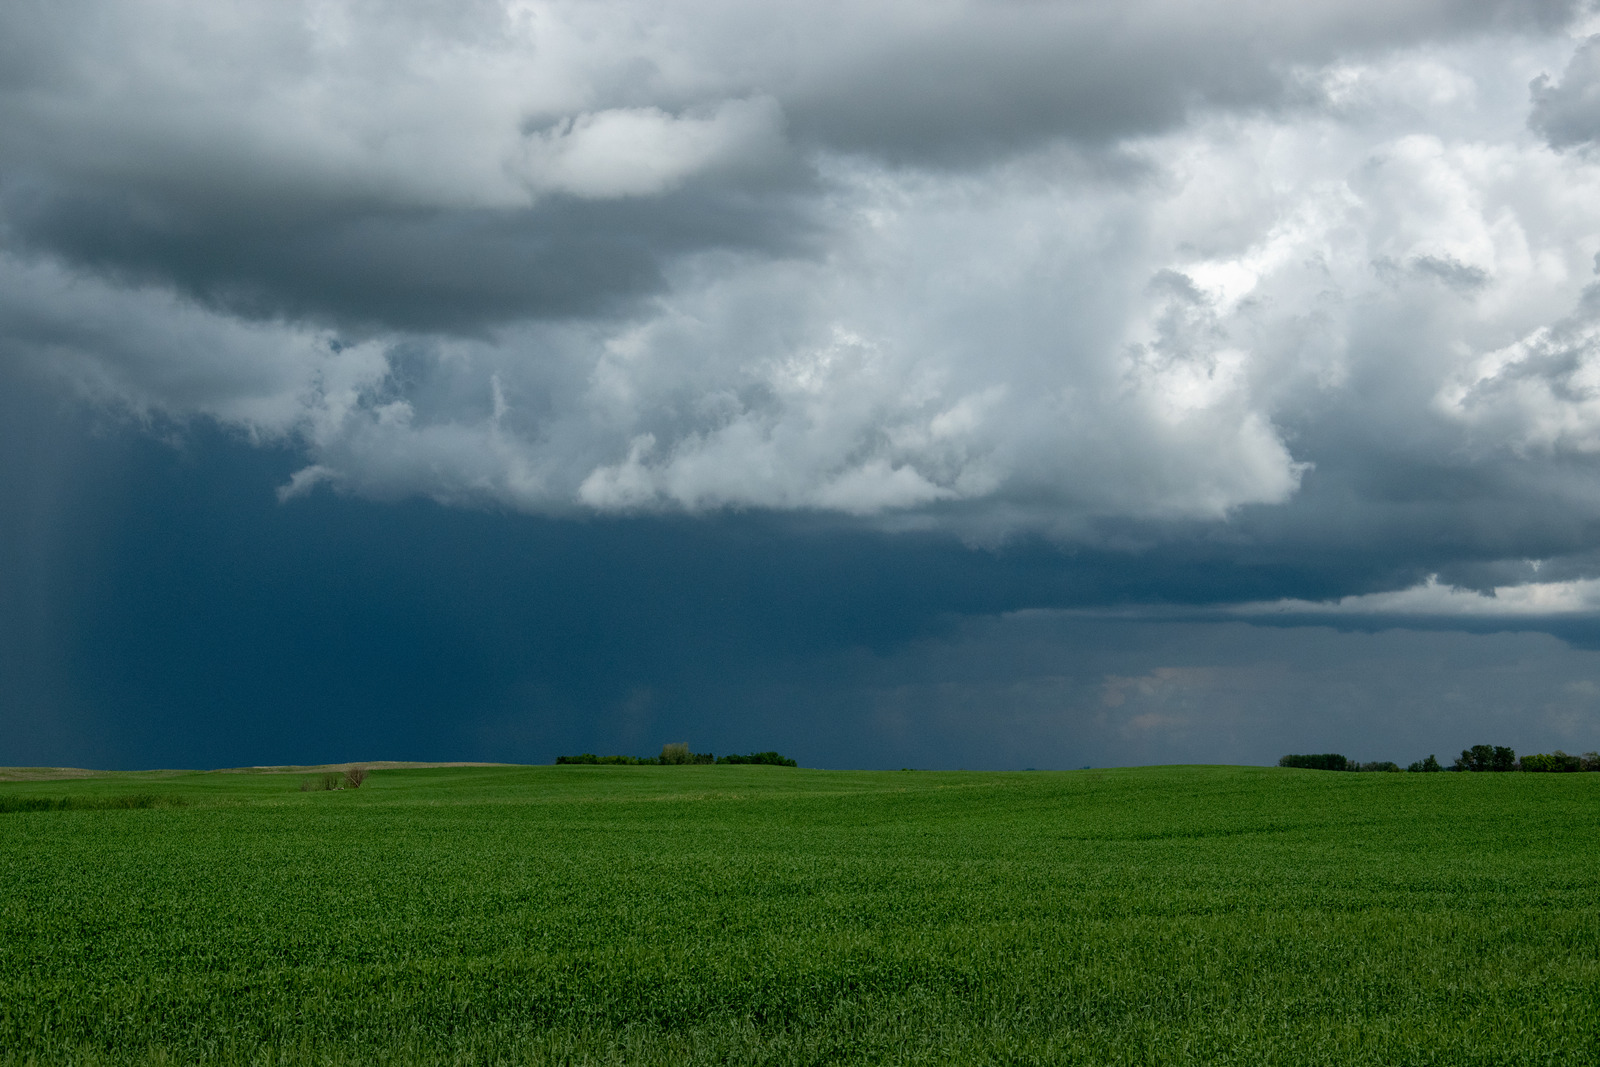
[7,1,1600,767]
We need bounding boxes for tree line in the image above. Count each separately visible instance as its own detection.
[555,743,797,767]
[1280,746,1600,773]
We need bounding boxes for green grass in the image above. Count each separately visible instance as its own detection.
[1,765,1596,1065]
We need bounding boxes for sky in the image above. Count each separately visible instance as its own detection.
[7,0,1600,769]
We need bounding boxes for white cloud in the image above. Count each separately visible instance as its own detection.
[1438,288,1600,453]
[1235,574,1600,616]
[515,98,785,199]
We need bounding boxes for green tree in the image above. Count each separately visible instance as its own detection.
[1519,751,1582,772]
[1278,754,1348,771]
[1453,745,1516,772]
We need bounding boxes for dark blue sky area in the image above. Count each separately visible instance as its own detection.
[7,368,1600,770]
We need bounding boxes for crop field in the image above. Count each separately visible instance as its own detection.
[1,764,1596,1065]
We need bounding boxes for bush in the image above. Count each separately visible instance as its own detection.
[0,794,182,813]
[555,749,792,767]
[716,751,798,767]
[554,753,657,765]
[1453,745,1516,772]
[1354,761,1401,772]
[1519,751,1583,772]
[344,766,368,789]
[1278,754,1348,771]
[1585,752,1600,771]
[656,743,714,765]
[1407,754,1443,772]
[300,773,342,791]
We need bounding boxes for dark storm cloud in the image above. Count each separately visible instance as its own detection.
[1531,33,1600,146]
[829,613,1600,770]
[1,179,818,333]
[0,0,1581,335]
[0,2,804,331]
[786,0,1581,164]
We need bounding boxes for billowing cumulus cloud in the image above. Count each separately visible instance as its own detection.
[5,0,1600,600]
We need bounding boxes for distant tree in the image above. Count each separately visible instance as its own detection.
[1406,754,1442,772]
[659,742,692,765]
[554,753,657,765]
[1278,754,1348,771]
[1452,745,1516,772]
[1519,751,1583,772]
[1354,761,1401,772]
[716,751,799,767]
[1584,752,1600,771]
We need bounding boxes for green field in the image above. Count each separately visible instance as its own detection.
[1,764,1596,1065]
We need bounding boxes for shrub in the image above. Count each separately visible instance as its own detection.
[554,753,657,765]
[652,744,714,766]
[556,748,767,766]
[344,766,368,789]
[1519,751,1583,772]
[1585,752,1600,771]
[1453,745,1516,772]
[716,751,799,767]
[1278,754,1348,771]
[1355,761,1401,772]
[1407,754,1443,772]
[0,794,182,813]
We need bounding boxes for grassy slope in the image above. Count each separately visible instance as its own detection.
[0,765,1596,1065]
